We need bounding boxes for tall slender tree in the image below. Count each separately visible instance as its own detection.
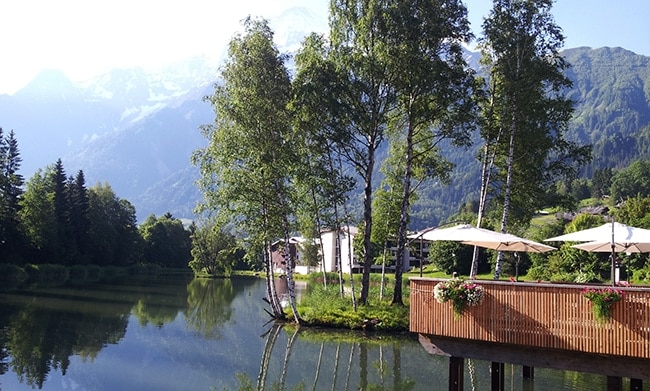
[66,170,90,264]
[193,17,302,322]
[478,0,591,278]
[18,168,57,261]
[0,129,25,262]
[329,0,396,305]
[381,0,476,305]
[292,33,358,299]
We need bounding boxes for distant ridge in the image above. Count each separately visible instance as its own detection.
[2,45,649,225]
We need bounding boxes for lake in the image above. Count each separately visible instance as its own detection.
[0,272,615,390]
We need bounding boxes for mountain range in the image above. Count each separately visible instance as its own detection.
[1,15,649,226]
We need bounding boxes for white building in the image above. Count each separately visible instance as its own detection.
[319,226,360,274]
[283,226,415,275]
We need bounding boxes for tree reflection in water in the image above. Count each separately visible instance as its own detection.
[184,278,237,339]
[234,324,416,391]
[3,289,131,388]
[0,276,615,390]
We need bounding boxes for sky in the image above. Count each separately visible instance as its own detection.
[0,0,648,95]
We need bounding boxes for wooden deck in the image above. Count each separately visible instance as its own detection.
[410,278,650,359]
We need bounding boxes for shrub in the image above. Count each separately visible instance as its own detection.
[0,264,28,282]
[25,264,69,283]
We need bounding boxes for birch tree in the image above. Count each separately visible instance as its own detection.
[193,17,302,322]
[478,0,590,279]
[291,33,356,295]
[329,0,396,305]
[382,0,476,305]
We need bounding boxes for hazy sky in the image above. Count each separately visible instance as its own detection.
[0,0,648,95]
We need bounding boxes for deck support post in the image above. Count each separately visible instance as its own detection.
[630,378,642,391]
[491,362,504,391]
[522,365,535,391]
[606,376,622,391]
[523,365,534,379]
[448,356,464,391]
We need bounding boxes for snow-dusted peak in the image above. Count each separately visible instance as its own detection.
[271,6,329,53]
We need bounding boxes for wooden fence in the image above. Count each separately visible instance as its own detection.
[410,278,650,359]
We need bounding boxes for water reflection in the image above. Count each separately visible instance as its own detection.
[250,324,419,391]
[185,278,237,338]
[0,274,623,390]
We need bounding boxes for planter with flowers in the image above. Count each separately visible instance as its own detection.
[433,278,484,319]
[581,286,624,325]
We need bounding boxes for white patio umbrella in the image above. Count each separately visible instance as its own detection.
[544,221,650,284]
[411,224,555,253]
[544,221,650,244]
[572,241,650,253]
[409,224,554,279]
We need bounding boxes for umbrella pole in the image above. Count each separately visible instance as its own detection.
[611,220,615,286]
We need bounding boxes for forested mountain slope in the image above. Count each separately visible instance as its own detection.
[563,47,650,174]
[408,47,650,229]
[2,47,649,226]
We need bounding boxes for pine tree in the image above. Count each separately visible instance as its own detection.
[0,129,25,263]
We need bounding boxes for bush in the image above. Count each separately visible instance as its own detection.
[69,264,103,281]
[632,268,650,284]
[574,271,601,284]
[0,264,28,282]
[128,263,161,276]
[25,264,69,283]
[549,271,576,283]
[296,281,410,331]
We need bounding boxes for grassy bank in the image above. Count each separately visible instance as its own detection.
[287,267,516,332]
[288,273,411,332]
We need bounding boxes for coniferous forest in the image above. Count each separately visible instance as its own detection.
[0,128,193,280]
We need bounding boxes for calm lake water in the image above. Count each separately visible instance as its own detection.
[0,272,618,390]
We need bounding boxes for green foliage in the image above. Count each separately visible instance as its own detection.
[297,283,409,331]
[581,286,624,324]
[433,278,485,317]
[140,213,191,268]
[297,240,320,267]
[194,17,306,321]
[0,129,25,264]
[610,160,650,202]
[189,218,240,276]
[17,168,57,258]
[87,183,142,266]
[591,168,613,199]
[479,0,592,230]
[15,157,145,269]
[193,17,297,248]
[532,214,606,282]
[428,241,474,275]
[24,263,69,283]
[0,263,28,282]
[613,194,650,228]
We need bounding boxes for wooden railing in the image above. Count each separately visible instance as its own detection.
[410,278,650,359]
